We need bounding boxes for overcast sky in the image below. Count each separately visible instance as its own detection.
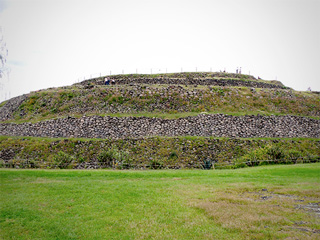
[0,0,319,102]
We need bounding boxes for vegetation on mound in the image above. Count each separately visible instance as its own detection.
[1,164,320,239]
[0,100,6,108]
[0,136,318,169]
[105,72,258,80]
[77,72,288,90]
[4,84,319,123]
[125,71,256,78]
[81,72,258,82]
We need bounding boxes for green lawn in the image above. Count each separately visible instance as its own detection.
[1,164,320,239]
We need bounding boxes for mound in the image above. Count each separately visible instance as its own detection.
[0,72,319,169]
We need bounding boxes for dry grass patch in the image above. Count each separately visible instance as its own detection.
[192,186,320,239]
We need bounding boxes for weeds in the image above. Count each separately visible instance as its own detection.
[98,147,132,169]
[52,151,75,169]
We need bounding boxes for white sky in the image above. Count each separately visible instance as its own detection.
[0,0,319,102]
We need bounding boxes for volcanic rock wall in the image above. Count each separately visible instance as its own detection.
[81,77,285,89]
[0,95,28,121]
[0,114,318,139]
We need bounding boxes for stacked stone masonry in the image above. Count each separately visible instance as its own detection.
[0,95,28,121]
[80,77,285,89]
[0,114,318,139]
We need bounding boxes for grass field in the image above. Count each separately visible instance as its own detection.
[1,164,320,239]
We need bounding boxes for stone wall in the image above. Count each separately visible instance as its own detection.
[0,95,28,121]
[0,114,318,139]
[80,77,285,89]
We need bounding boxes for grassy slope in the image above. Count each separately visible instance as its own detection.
[5,84,319,123]
[1,164,319,239]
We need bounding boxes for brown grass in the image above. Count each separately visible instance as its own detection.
[191,186,320,239]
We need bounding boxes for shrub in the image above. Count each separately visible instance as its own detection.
[238,146,269,162]
[285,149,302,163]
[53,151,74,169]
[97,150,114,167]
[202,158,213,170]
[67,93,74,100]
[115,150,132,169]
[28,159,38,168]
[19,159,39,168]
[98,148,131,169]
[149,159,163,169]
[169,151,178,159]
[117,96,124,104]
[6,159,15,168]
[267,146,285,160]
[305,153,320,162]
[77,156,86,163]
[108,97,118,104]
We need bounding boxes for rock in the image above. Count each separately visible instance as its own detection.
[0,114,318,139]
